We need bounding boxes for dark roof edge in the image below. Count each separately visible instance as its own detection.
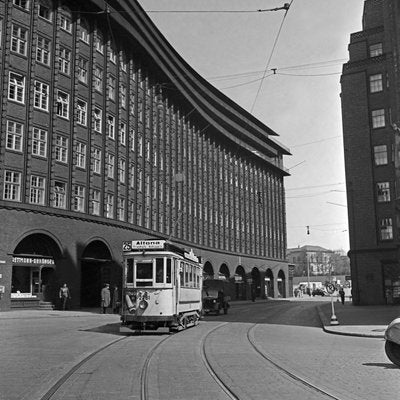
[93,0,290,157]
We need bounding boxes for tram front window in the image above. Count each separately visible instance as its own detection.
[127,259,134,283]
[156,258,163,283]
[136,262,153,287]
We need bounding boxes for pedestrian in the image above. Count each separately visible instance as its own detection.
[101,283,111,314]
[112,285,120,314]
[59,283,71,310]
[251,285,256,302]
[339,287,345,305]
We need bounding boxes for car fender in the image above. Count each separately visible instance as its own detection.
[385,317,400,344]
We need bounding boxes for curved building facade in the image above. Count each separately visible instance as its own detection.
[0,0,290,310]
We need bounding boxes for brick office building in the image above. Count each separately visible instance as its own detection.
[0,0,290,310]
[341,0,400,305]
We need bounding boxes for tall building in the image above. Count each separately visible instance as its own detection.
[0,0,290,310]
[341,0,400,305]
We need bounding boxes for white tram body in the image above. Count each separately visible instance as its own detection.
[120,239,203,333]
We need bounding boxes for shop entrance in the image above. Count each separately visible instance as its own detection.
[12,234,61,306]
[383,263,400,305]
[80,241,118,307]
[251,267,261,299]
[234,266,246,300]
[265,269,274,298]
[277,270,286,298]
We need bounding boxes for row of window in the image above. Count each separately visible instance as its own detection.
[3,2,287,258]
[8,70,126,122]
[367,42,396,242]
[3,169,128,218]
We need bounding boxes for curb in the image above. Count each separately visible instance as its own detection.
[316,305,385,338]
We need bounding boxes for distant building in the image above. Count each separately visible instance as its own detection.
[341,0,400,305]
[287,246,334,277]
[0,0,290,310]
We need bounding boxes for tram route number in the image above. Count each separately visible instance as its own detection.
[122,241,132,252]
[325,283,336,294]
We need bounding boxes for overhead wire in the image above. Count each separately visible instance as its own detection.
[286,182,345,191]
[206,58,346,82]
[277,71,341,77]
[145,5,292,14]
[290,135,342,148]
[250,0,294,113]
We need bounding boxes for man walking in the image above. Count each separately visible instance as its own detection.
[101,283,111,314]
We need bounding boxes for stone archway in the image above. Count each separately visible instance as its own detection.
[12,233,62,307]
[251,267,261,299]
[277,270,286,298]
[265,269,274,298]
[219,263,230,279]
[235,265,246,300]
[80,240,115,307]
[203,261,214,280]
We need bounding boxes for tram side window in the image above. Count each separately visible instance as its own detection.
[189,265,194,287]
[166,258,171,283]
[156,257,163,283]
[136,261,152,286]
[127,259,134,283]
[179,262,184,286]
[184,263,189,287]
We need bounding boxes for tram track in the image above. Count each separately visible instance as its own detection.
[200,322,240,400]
[140,333,176,400]
[247,324,342,400]
[202,322,347,400]
[39,336,128,400]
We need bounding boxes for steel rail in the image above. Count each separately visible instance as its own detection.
[247,324,343,400]
[39,336,128,400]
[200,322,241,400]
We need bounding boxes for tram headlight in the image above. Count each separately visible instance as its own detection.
[139,299,148,310]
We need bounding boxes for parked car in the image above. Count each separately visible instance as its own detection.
[312,288,327,297]
[202,279,230,315]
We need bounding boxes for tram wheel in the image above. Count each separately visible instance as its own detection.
[385,341,400,367]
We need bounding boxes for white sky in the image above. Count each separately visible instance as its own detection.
[137,0,366,253]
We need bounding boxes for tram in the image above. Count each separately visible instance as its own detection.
[120,239,203,333]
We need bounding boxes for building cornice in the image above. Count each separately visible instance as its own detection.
[86,0,290,165]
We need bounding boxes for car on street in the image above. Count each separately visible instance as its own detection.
[312,288,327,297]
[202,279,230,315]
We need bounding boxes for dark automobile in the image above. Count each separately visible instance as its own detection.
[312,288,327,297]
[202,279,230,315]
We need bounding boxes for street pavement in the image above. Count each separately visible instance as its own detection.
[1,299,399,399]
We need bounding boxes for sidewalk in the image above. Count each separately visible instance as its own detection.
[317,300,400,338]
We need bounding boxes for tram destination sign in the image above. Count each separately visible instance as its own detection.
[123,240,166,252]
